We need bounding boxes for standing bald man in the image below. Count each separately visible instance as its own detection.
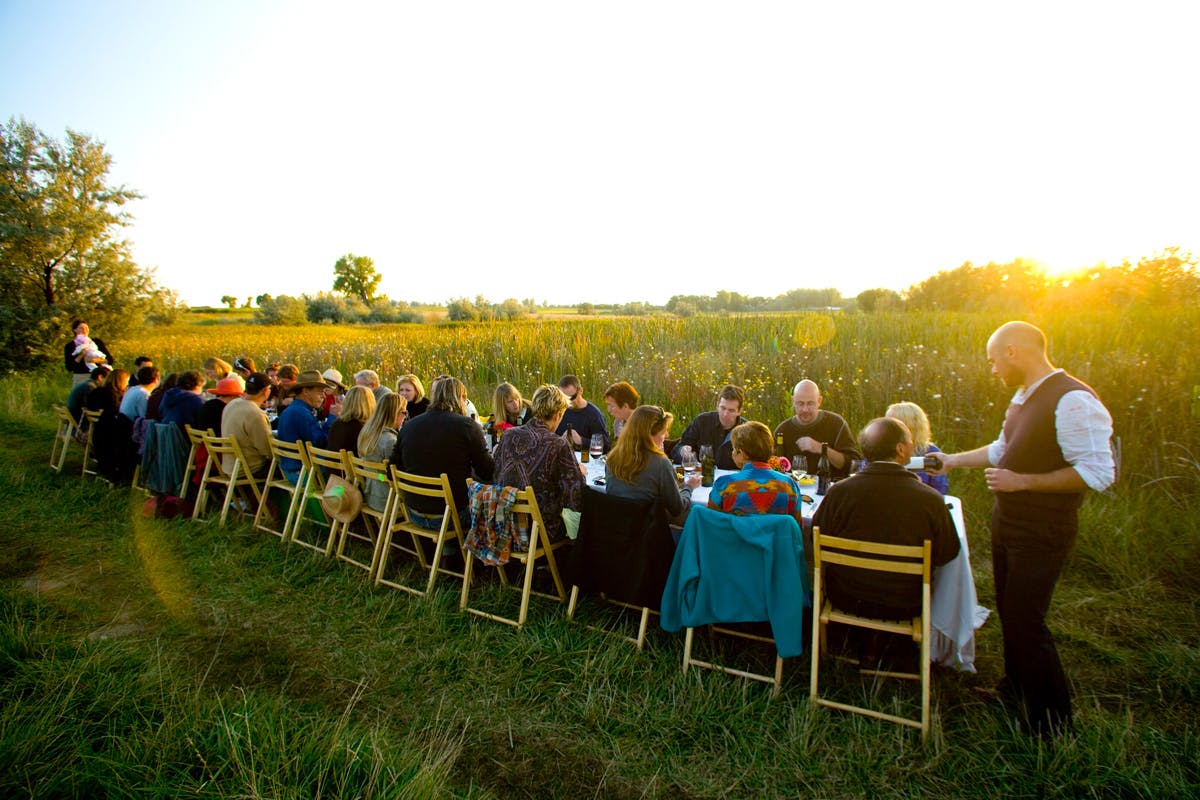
[774,380,861,477]
[930,321,1114,735]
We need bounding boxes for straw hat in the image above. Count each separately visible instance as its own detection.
[320,475,362,524]
[322,368,346,391]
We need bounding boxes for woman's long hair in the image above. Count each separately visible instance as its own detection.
[606,405,673,484]
[358,392,406,457]
[339,385,376,424]
[492,382,529,425]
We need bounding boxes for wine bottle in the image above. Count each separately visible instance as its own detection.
[816,443,831,495]
[775,431,784,457]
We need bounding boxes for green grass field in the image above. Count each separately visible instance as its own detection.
[2,310,1198,798]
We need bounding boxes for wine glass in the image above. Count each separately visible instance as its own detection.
[682,451,699,478]
[589,433,604,460]
[698,444,714,462]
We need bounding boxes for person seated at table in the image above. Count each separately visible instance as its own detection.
[396,373,430,419]
[196,375,245,435]
[271,364,299,415]
[812,417,959,624]
[493,384,585,542]
[127,356,154,386]
[886,401,949,495]
[276,370,339,483]
[774,379,861,478]
[221,372,275,479]
[145,371,176,421]
[327,385,376,455]
[357,392,407,513]
[232,356,257,380]
[120,366,160,421]
[671,384,747,470]
[85,368,132,482]
[354,369,391,403]
[607,405,701,526]
[707,421,802,517]
[487,382,532,438]
[160,370,207,432]
[555,374,609,452]
[603,381,639,440]
[318,368,346,420]
[389,375,493,528]
[67,363,112,421]
[203,357,233,383]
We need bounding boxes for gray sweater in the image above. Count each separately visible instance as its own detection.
[605,454,692,522]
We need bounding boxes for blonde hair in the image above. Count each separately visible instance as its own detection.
[203,357,232,379]
[606,405,673,484]
[529,384,569,421]
[886,401,932,454]
[493,382,530,424]
[429,375,467,414]
[396,373,425,402]
[339,385,376,424]
[730,421,774,463]
[359,392,406,456]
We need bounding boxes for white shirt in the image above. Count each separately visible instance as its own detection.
[987,369,1115,492]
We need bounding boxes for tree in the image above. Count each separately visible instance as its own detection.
[1,117,164,370]
[856,288,903,313]
[332,253,381,304]
[220,295,239,309]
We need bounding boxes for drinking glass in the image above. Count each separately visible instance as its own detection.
[698,444,714,462]
[850,459,868,474]
[590,433,604,460]
[682,452,699,477]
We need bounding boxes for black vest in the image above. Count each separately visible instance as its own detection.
[996,371,1097,518]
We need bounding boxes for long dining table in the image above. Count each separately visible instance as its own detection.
[578,455,989,671]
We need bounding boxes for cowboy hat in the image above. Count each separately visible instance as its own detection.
[320,475,362,524]
[286,369,329,395]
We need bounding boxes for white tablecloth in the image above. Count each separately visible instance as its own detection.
[579,456,988,670]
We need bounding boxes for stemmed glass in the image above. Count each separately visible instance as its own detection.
[589,434,604,461]
[682,450,699,478]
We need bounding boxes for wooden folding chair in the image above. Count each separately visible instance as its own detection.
[809,527,933,741]
[287,443,349,556]
[662,506,809,698]
[335,453,395,580]
[253,437,310,542]
[565,488,674,650]
[180,424,213,497]
[375,468,467,597]
[460,483,568,628]
[193,433,264,526]
[50,404,77,472]
[79,408,104,480]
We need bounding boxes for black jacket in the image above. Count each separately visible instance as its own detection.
[389,408,494,514]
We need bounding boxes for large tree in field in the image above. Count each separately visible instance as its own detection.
[1,117,171,371]
[332,253,381,305]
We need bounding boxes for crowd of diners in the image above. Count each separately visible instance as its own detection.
[63,316,950,535]
[59,317,1117,739]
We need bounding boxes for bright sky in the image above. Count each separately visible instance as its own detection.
[3,1,1198,308]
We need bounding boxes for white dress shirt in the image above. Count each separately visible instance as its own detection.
[986,369,1115,492]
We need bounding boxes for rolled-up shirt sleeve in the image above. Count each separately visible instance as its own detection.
[1056,390,1115,492]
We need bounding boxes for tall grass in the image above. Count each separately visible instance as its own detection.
[112,307,1200,487]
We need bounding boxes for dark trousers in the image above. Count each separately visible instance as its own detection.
[991,505,1077,733]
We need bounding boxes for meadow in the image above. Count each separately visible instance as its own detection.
[2,309,1198,798]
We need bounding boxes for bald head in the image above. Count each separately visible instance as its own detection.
[986,320,1053,388]
[860,417,913,464]
[988,321,1047,357]
[792,379,822,424]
